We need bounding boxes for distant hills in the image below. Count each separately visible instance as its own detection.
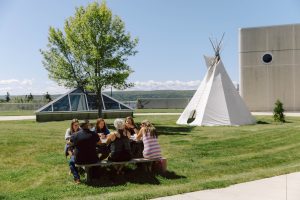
[0,90,196,102]
[104,90,196,101]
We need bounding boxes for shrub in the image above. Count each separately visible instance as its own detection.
[273,99,285,122]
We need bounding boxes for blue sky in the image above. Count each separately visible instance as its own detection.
[0,0,300,95]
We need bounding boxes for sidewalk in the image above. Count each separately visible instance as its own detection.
[153,172,300,200]
[0,115,36,121]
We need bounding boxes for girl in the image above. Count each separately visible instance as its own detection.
[136,120,162,159]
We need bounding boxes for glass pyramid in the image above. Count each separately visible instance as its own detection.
[37,88,132,112]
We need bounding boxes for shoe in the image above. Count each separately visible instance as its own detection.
[74,179,81,184]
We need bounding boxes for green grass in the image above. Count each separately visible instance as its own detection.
[1,116,300,199]
[0,110,35,116]
[134,109,183,113]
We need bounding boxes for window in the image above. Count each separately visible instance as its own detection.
[53,96,70,111]
[262,53,272,64]
[86,94,99,110]
[70,94,87,111]
[103,95,120,109]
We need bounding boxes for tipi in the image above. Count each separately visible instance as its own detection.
[177,37,255,126]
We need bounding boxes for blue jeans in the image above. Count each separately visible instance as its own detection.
[69,156,80,180]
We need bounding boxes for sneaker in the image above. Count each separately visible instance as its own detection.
[74,179,81,184]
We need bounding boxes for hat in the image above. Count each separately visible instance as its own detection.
[114,118,125,130]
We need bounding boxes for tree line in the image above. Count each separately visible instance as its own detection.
[0,92,52,103]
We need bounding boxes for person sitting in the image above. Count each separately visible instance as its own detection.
[136,120,162,159]
[107,118,132,174]
[94,118,110,160]
[68,120,100,183]
[64,119,80,157]
[124,116,138,136]
[95,118,110,138]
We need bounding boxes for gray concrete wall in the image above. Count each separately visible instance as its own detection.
[239,24,300,111]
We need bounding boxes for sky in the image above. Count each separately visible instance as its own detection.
[0,0,300,95]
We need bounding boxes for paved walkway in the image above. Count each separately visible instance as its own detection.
[153,172,300,200]
[1,112,300,121]
[134,113,181,116]
[0,115,36,121]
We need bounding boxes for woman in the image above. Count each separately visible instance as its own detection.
[65,118,80,157]
[95,118,110,160]
[107,119,132,174]
[125,116,138,136]
[136,120,162,159]
[95,118,110,138]
[64,119,81,183]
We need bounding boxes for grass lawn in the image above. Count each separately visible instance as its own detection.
[134,109,183,113]
[0,110,35,116]
[1,116,300,199]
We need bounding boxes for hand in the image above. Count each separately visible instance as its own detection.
[100,133,106,139]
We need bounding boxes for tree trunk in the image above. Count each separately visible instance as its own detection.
[96,89,103,118]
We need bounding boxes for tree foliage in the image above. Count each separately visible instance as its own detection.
[44,92,52,102]
[40,2,138,117]
[273,99,285,123]
[5,92,10,102]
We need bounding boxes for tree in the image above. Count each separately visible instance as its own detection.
[5,92,10,102]
[44,92,52,102]
[25,93,34,102]
[273,99,285,123]
[40,2,138,117]
[28,93,34,102]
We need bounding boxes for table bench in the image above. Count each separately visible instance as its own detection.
[75,158,166,183]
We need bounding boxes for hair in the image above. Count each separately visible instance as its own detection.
[70,118,79,133]
[96,118,107,133]
[80,119,90,129]
[141,120,158,138]
[114,118,125,130]
[125,116,135,126]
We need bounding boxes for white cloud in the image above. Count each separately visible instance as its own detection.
[0,79,68,95]
[0,79,19,85]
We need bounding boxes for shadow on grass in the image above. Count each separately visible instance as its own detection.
[256,120,270,124]
[155,125,195,136]
[85,166,186,187]
[107,124,194,136]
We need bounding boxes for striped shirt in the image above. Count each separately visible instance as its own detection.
[142,133,162,159]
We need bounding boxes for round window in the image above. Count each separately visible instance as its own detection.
[262,53,272,64]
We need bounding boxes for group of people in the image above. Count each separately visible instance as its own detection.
[64,116,162,183]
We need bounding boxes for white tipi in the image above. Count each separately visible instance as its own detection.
[177,38,255,126]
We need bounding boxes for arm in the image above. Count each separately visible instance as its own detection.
[133,126,139,135]
[136,128,144,141]
[106,132,116,145]
[65,128,71,140]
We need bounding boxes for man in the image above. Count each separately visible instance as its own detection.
[69,120,99,183]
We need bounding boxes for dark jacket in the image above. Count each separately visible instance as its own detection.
[71,128,100,164]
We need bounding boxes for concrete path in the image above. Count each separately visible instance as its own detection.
[134,113,181,116]
[0,115,36,121]
[1,112,300,121]
[153,172,300,200]
[252,112,300,117]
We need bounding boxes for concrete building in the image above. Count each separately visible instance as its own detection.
[239,24,300,111]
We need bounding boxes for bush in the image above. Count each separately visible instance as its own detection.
[273,99,285,122]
